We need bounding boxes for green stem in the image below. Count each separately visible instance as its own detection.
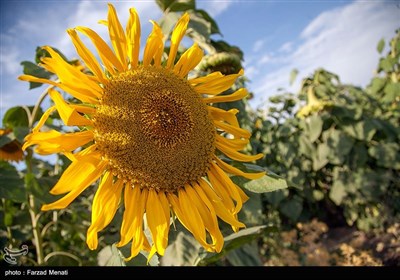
[25,148,45,265]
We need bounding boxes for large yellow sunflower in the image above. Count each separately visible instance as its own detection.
[20,4,264,261]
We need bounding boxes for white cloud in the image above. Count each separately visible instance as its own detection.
[198,0,234,17]
[278,42,292,53]
[0,0,162,119]
[252,39,265,52]
[249,0,400,108]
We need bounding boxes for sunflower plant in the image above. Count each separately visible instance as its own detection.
[1,1,287,266]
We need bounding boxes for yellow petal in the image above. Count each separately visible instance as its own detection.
[146,189,170,256]
[166,13,190,69]
[41,159,106,211]
[173,43,203,78]
[24,130,94,155]
[210,162,249,214]
[49,151,102,195]
[41,46,102,96]
[185,185,224,252]
[215,141,264,162]
[213,155,265,180]
[203,88,248,104]
[87,173,124,250]
[192,69,244,95]
[208,106,239,127]
[215,134,249,150]
[30,106,56,133]
[49,89,93,127]
[76,26,123,74]
[18,75,99,105]
[126,8,141,69]
[67,28,107,84]
[213,120,251,139]
[107,3,127,70]
[143,21,164,67]
[124,188,151,261]
[198,179,245,228]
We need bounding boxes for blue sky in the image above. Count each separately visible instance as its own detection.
[1,0,399,121]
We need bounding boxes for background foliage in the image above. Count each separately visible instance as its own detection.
[1,0,399,266]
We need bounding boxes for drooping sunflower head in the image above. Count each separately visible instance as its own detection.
[0,128,24,162]
[20,4,264,261]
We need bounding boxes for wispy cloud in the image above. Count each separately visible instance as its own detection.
[249,0,400,108]
[198,0,234,17]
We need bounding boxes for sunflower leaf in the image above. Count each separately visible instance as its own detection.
[0,161,26,203]
[20,61,52,89]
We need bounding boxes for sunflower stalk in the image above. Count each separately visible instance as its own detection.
[24,146,45,265]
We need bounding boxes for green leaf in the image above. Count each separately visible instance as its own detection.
[343,120,376,141]
[13,127,30,144]
[20,61,52,89]
[187,11,211,41]
[0,161,26,203]
[369,77,386,95]
[158,12,181,39]
[306,114,323,143]
[97,244,126,266]
[312,142,330,171]
[329,180,346,205]
[289,68,298,86]
[280,196,303,221]
[2,106,29,129]
[161,231,201,266]
[299,135,314,157]
[383,83,400,103]
[0,132,15,147]
[377,38,385,54]
[225,242,262,266]
[199,226,274,265]
[368,142,400,169]
[195,9,221,35]
[263,189,287,207]
[239,192,263,226]
[239,174,288,193]
[156,0,195,12]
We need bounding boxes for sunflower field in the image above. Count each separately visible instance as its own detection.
[1,0,399,267]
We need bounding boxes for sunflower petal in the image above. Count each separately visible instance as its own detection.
[216,141,264,162]
[41,158,106,210]
[174,43,203,78]
[213,120,251,139]
[208,107,240,127]
[107,4,127,70]
[126,8,141,69]
[215,134,249,150]
[146,189,170,256]
[213,155,265,180]
[76,26,124,74]
[191,69,244,95]
[87,173,124,250]
[186,185,223,252]
[67,28,107,84]
[198,179,245,228]
[166,13,190,69]
[23,130,94,155]
[48,151,102,195]
[41,46,102,96]
[143,21,164,67]
[49,89,93,127]
[203,88,248,104]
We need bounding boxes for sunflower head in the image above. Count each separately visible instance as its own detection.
[0,128,24,162]
[20,4,264,261]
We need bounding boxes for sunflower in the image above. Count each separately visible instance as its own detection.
[20,4,264,261]
[0,128,24,162]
